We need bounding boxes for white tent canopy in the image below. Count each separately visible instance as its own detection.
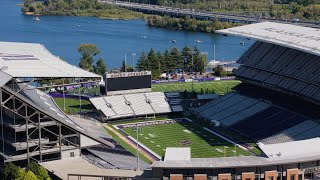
[0,41,101,78]
[164,147,191,161]
[216,22,320,56]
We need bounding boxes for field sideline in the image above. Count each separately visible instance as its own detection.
[115,119,251,158]
[151,80,240,94]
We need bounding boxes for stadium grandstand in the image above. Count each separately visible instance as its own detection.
[90,92,183,120]
[0,42,152,179]
[150,22,320,180]
[90,71,183,120]
[2,22,320,180]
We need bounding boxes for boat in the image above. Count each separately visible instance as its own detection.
[171,39,176,43]
[194,40,201,43]
[33,16,40,21]
[240,41,245,45]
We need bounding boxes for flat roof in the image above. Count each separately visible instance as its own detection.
[258,138,320,159]
[40,157,147,180]
[164,147,191,161]
[216,22,320,56]
[151,153,320,169]
[0,41,101,78]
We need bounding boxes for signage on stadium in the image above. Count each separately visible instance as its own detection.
[305,166,320,173]
[106,71,151,78]
[264,28,320,41]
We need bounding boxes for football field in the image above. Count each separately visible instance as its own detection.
[119,119,251,158]
[151,80,240,94]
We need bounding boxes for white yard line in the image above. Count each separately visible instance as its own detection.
[127,136,162,160]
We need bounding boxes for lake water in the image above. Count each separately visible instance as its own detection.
[0,0,253,68]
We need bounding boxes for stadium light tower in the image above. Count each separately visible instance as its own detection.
[132,53,136,70]
[133,126,143,170]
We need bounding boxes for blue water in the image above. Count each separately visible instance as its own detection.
[0,0,253,68]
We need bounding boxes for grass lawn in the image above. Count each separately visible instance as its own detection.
[121,120,251,158]
[54,98,94,114]
[151,80,240,94]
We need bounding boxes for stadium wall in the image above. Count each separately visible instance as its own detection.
[152,161,320,180]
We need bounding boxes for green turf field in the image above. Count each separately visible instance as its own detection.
[54,98,94,114]
[151,80,240,94]
[121,120,251,158]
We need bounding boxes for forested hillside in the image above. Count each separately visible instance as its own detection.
[22,0,144,19]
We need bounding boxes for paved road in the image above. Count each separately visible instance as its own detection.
[101,0,320,28]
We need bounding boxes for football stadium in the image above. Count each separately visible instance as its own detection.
[1,21,320,180]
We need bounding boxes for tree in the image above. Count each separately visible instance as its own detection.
[1,162,19,180]
[193,46,205,73]
[136,52,148,71]
[147,48,161,79]
[147,48,158,71]
[26,161,51,180]
[170,47,182,70]
[120,60,126,72]
[16,168,26,180]
[213,65,228,77]
[157,50,165,72]
[24,170,38,180]
[181,46,192,72]
[163,49,171,72]
[127,66,134,72]
[78,44,100,72]
[94,59,107,76]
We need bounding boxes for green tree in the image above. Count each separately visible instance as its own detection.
[1,162,19,180]
[120,60,126,72]
[26,161,51,180]
[147,48,161,79]
[157,50,165,72]
[78,44,100,72]
[163,48,171,72]
[127,66,134,72]
[136,52,148,71]
[94,58,107,76]
[192,46,203,72]
[170,47,182,70]
[213,65,228,77]
[16,168,26,180]
[147,48,158,70]
[181,46,192,72]
[24,170,38,180]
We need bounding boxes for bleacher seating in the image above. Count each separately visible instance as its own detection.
[193,93,235,114]
[193,93,271,126]
[260,120,320,144]
[145,92,172,113]
[230,107,307,140]
[90,92,183,120]
[85,144,150,170]
[235,41,320,103]
[124,93,154,115]
[104,96,134,116]
[220,102,271,126]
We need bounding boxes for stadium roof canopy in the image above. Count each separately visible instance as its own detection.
[0,41,101,78]
[0,71,12,87]
[216,22,320,56]
[258,138,320,159]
